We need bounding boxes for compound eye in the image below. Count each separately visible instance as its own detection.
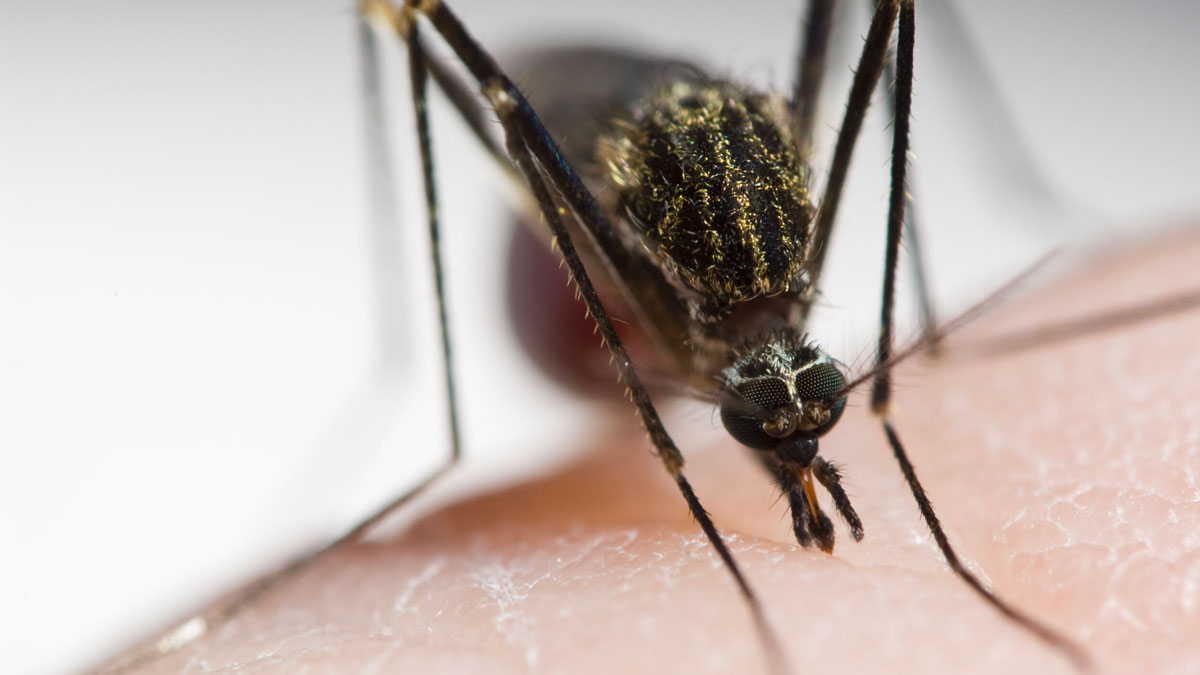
[719,376,792,449]
[794,361,847,437]
[795,361,845,400]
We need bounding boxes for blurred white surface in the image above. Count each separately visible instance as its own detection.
[1,1,1197,673]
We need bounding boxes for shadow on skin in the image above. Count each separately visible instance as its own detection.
[134,227,1200,674]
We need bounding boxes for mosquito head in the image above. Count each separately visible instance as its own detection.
[719,330,862,553]
[718,330,846,462]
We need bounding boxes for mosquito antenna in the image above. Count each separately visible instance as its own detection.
[837,249,1058,398]
[957,284,1200,358]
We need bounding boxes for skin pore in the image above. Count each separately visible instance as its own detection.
[118,227,1200,674]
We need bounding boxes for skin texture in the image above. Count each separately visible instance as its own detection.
[113,227,1200,674]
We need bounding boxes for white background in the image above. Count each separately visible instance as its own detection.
[2,1,1198,673]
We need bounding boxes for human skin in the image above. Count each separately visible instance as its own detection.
[111,228,1200,675]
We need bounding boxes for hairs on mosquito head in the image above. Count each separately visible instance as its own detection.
[842,339,880,382]
[728,324,816,360]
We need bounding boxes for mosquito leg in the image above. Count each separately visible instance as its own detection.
[871,4,1089,670]
[792,0,938,337]
[365,4,508,167]
[500,120,788,673]
[870,0,911,415]
[805,0,899,287]
[420,34,508,166]
[404,18,464,472]
[901,202,940,343]
[860,0,940,344]
[881,423,1091,669]
[791,0,835,161]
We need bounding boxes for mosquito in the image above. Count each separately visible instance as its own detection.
[366,0,1091,669]
[96,0,1200,672]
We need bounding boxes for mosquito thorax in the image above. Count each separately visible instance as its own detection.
[598,80,813,316]
[718,330,846,459]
